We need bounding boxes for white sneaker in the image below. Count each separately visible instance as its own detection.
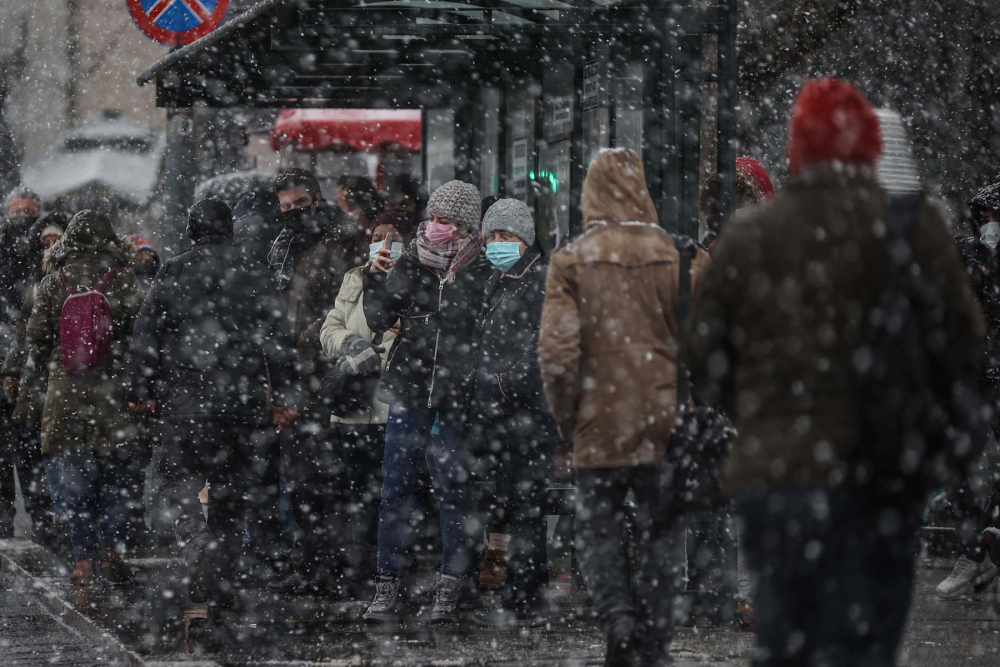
[935,555,998,600]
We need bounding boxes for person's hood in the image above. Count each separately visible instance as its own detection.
[581,148,658,227]
[48,209,131,268]
[234,189,282,235]
[187,213,234,241]
[970,183,1000,218]
[735,157,775,199]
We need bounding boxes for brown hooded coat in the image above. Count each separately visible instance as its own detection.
[538,149,710,468]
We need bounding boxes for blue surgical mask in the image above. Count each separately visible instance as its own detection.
[981,222,1000,251]
[369,241,404,262]
[486,241,523,273]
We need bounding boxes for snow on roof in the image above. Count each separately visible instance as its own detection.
[22,147,162,206]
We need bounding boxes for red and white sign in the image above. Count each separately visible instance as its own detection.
[127,0,230,47]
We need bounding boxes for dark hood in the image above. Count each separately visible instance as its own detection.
[48,210,131,268]
[970,183,1000,217]
[233,189,283,263]
[188,215,234,242]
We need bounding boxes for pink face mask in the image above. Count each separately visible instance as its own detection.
[424,221,456,246]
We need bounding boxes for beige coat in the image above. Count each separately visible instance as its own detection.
[319,266,397,425]
[538,149,710,468]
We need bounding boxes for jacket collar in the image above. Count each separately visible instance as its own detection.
[502,244,542,280]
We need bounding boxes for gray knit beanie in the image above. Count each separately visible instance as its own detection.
[427,180,482,231]
[482,198,535,246]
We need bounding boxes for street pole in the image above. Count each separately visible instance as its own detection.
[161,107,196,259]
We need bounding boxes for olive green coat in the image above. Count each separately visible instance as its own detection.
[683,167,986,495]
[25,212,146,455]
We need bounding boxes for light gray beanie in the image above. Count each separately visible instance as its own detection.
[482,198,535,246]
[427,180,482,231]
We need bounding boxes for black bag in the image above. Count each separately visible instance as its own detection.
[855,194,989,501]
[319,333,384,419]
[668,235,735,512]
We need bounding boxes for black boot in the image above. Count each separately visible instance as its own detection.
[605,614,641,667]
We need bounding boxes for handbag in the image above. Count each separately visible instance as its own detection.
[667,234,735,512]
[319,332,385,419]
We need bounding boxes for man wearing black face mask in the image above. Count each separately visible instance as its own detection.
[269,168,369,595]
[0,187,44,538]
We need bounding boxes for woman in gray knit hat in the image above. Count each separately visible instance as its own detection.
[361,180,493,624]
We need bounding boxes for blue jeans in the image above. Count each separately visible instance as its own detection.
[377,405,479,577]
[56,449,132,562]
[45,457,69,520]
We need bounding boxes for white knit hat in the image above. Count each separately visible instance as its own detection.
[482,198,535,246]
[875,109,922,195]
[41,225,63,240]
[427,180,482,231]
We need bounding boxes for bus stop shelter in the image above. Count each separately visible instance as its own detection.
[137,0,739,620]
[138,0,737,254]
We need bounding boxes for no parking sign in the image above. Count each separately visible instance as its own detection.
[127,0,230,47]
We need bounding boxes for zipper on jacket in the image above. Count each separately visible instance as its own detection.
[426,279,446,409]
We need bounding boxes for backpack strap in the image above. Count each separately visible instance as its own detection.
[57,269,76,296]
[673,234,696,407]
[93,268,121,294]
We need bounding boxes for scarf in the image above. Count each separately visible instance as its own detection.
[416,223,484,282]
[268,223,324,290]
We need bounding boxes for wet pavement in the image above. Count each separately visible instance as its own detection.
[2,538,998,666]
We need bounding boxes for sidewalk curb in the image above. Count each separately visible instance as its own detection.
[1,545,221,667]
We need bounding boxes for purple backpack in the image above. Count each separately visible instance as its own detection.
[57,268,120,376]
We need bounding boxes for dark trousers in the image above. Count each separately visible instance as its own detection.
[158,418,280,602]
[282,408,350,575]
[55,448,133,561]
[575,465,681,662]
[486,436,554,612]
[340,423,385,578]
[735,486,918,667]
[0,415,52,539]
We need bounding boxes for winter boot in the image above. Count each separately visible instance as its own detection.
[604,614,641,667]
[99,547,135,587]
[71,559,97,587]
[364,575,402,623]
[935,554,997,600]
[430,573,463,624]
[479,548,506,590]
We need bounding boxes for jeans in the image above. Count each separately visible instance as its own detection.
[378,405,479,577]
[735,486,919,667]
[575,465,681,662]
[56,448,133,562]
[487,435,554,612]
[341,423,385,578]
[158,418,281,602]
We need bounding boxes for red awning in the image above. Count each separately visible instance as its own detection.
[271,109,421,152]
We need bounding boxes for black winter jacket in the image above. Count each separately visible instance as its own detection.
[363,240,493,411]
[467,245,559,445]
[0,216,41,357]
[128,236,300,423]
[957,235,1000,399]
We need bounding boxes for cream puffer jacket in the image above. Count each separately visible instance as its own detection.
[320,266,397,425]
